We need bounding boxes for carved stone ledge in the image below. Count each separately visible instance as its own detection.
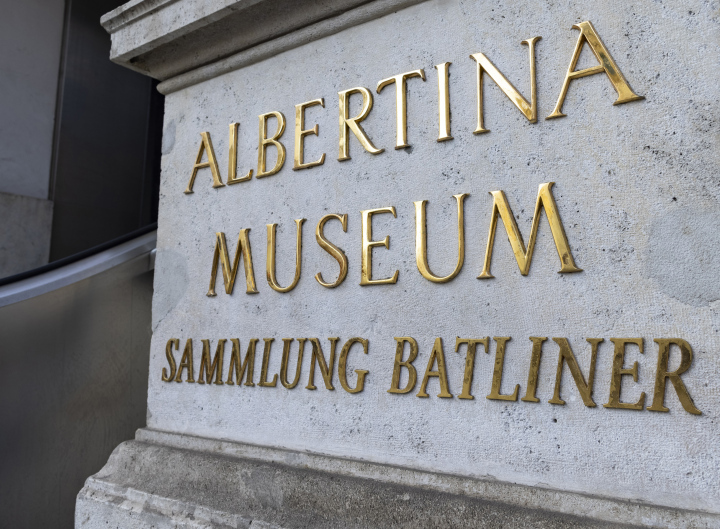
[101,0,428,89]
[75,429,719,528]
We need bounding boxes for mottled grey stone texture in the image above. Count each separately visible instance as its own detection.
[0,191,53,276]
[101,0,427,82]
[76,436,643,529]
[84,0,720,525]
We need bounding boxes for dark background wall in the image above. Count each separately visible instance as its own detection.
[50,0,163,260]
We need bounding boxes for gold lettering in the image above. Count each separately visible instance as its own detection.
[208,230,258,296]
[185,131,224,193]
[266,219,305,293]
[435,62,452,142]
[388,337,418,394]
[479,182,582,278]
[338,87,384,161]
[376,69,426,149]
[415,194,468,283]
[417,337,453,398]
[470,36,541,134]
[257,111,286,177]
[306,337,338,390]
[521,337,547,402]
[227,122,252,184]
[294,99,326,170]
[486,337,519,401]
[315,214,349,288]
[548,338,601,407]
[258,338,278,387]
[648,339,701,415]
[603,338,645,410]
[360,207,398,286]
[547,20,643,119]
[280,338,306,389]
[338,337,369,394]
[162,338,179,382]
[226,338,257,386]
[198,339,225,385]
[455,337,489,400]
[175,339,195,383]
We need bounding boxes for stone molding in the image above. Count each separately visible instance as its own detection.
[101,0,429,92]
[155,0,429,95]
[101,0,260,65]
[101,0,183,32]
[75,428,720,528]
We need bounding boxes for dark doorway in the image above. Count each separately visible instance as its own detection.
[50,0,163,260]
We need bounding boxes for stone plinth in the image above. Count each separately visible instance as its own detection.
[78,0,720,526]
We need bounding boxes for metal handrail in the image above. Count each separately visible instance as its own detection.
[0,228,157,307]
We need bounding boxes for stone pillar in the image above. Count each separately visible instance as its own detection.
[77,1,720,526]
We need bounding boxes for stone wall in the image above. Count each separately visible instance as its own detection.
[81,0,720,525]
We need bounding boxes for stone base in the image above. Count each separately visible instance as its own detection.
[75,429,718,528]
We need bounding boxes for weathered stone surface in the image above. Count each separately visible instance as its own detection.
[101,0,425,81]
[0,191,53,276]
[81,430,705,528]
[84,0,720,525]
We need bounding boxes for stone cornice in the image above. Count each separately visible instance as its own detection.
[102,0,429,92]
[100,0,181,32]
